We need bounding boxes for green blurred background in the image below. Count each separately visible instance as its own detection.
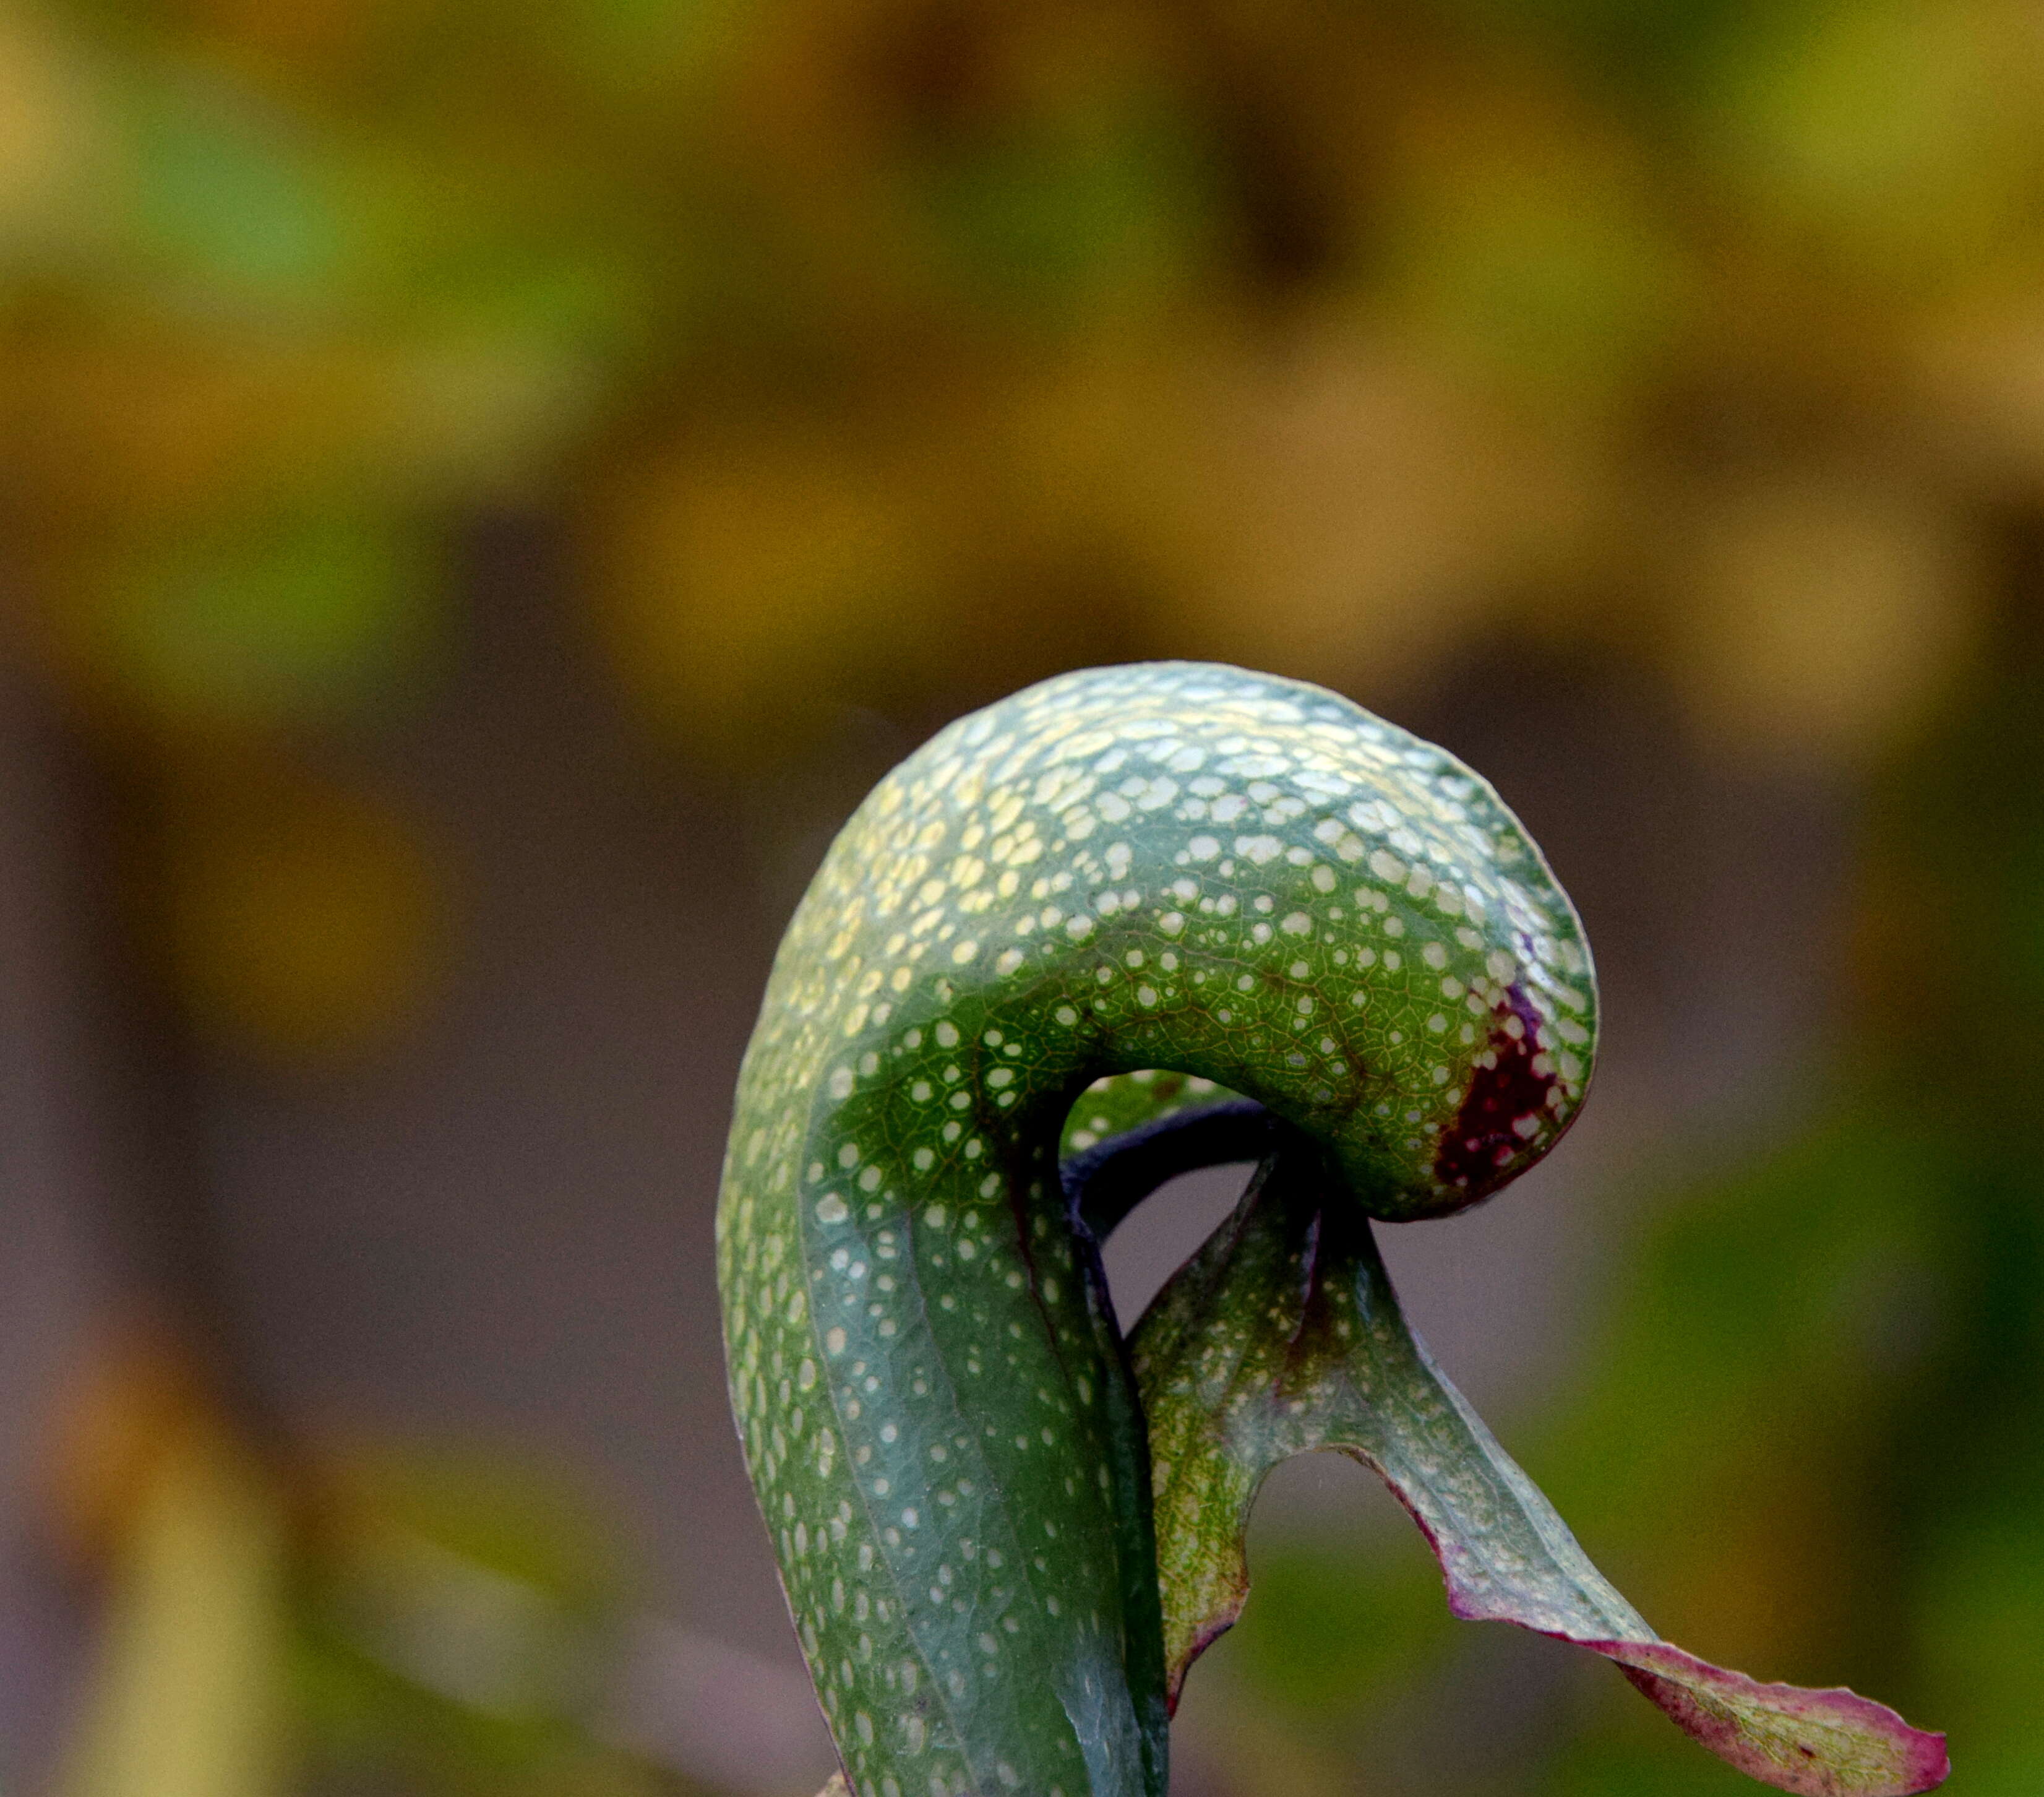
[1,0,2040,1791]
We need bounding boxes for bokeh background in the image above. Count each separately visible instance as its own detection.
[2,0,2042,1792]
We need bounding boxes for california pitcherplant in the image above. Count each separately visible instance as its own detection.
[716,662,1947,1797]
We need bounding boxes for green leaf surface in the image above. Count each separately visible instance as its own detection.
[1130,1137,1951,1797]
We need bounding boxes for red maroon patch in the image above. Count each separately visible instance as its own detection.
[1434,984,1555,1197]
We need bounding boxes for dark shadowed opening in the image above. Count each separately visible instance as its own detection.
[1055,1071,1264,1334]
[1096,1161,1258,1335]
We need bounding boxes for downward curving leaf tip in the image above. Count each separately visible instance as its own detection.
[1125,1131,1949,1797]
[1603,1645,1949,1797]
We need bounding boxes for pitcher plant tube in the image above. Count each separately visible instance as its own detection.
[715,662,1949,1797]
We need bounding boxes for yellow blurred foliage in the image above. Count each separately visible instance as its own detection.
[7,0,2044,1048]
[43,1330,215,1566]
[1127,327,1609,687]
[57,1421,292,1797]
[1378,77,1686,400]
[0,2,103,247]
[599,424,964,761]
[1671,472,1979,767]
[163,779,444,1060]
[8,327,398,531]
[1702,0,2042,288]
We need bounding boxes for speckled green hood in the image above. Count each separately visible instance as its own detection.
[716,663,1944,1797]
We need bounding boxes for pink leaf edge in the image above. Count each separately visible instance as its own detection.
[1415,1521,1946,1794]
[1592,1640,1950,1797]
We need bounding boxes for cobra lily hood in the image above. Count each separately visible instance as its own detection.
[717,663,1947,1797]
